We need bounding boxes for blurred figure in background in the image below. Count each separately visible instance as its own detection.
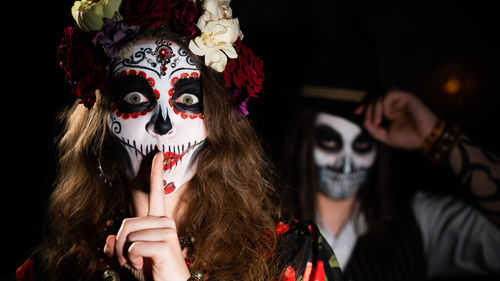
[280,86,500,280]
[277,0,500,279]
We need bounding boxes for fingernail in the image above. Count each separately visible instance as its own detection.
[103,236,112,255]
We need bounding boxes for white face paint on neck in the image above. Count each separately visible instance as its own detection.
[108,39,206,195]
[313,112,377,200]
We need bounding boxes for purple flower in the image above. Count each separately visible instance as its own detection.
[93,19,140,58]
[232,89,249,119]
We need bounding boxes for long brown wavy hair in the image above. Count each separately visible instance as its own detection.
[41,30,281,281]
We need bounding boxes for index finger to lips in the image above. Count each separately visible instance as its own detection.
[148,150,166,217]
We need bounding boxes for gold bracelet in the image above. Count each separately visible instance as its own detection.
[420,118,446,154]
[428,123,461,165]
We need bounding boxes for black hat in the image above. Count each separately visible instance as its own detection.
[301,86,367,124]
[299,0,385,123]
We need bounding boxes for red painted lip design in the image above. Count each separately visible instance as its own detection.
[163,151,182,170]
[164,182,176,194]
[119,138,204,171]
[162,141,202,170]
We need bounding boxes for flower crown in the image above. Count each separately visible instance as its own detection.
[58,0,264,116]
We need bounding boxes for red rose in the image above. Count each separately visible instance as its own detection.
[121,0,172,30]
[224,39,265,97]
[74,66,105,108]
[59,27,98,83]
[223,59,236,88]
[58,26,107,108]
[171,0,200,39]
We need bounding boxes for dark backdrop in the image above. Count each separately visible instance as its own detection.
[3,0,499,279]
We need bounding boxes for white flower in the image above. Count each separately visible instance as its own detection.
[200,0,232,23]
[71,0,122,32]
[189,18,239,72]
[189,0,242,72]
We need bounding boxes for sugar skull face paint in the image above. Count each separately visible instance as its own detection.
[313,112,377,200]
[109,39,206,195]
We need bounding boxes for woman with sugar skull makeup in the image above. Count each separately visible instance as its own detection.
[15,1,345,281]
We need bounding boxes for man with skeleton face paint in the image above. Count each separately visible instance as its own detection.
[314,113,376,200]
[109,39,206,195]
[281,86,500,280]
[276,1,500,277]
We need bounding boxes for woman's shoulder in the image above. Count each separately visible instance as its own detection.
[275,218,345,281]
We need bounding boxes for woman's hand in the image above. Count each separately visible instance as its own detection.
[356,90,437,149]
[104,151,191,281]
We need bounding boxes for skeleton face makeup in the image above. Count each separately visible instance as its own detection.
[109,39,206,195]
[313,112,377,200]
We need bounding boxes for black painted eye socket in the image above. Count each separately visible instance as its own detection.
[112,75,156,113]
[172,78,203,114]
[352,133,374,154]
[315,125,343,152]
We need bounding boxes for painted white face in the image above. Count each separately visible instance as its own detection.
[109,39,206,195]
[313,112,376,199]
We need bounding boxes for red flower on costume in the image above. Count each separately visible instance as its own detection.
[282,266,296,281]
[58,26,107,108]
[224,38,265,97]
[121,0,173,30]
[307,260,326,281]
[276,221,290,238]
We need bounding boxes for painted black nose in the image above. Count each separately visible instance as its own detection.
[154,107,172,135]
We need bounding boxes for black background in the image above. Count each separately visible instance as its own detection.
[3,0,500,279]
